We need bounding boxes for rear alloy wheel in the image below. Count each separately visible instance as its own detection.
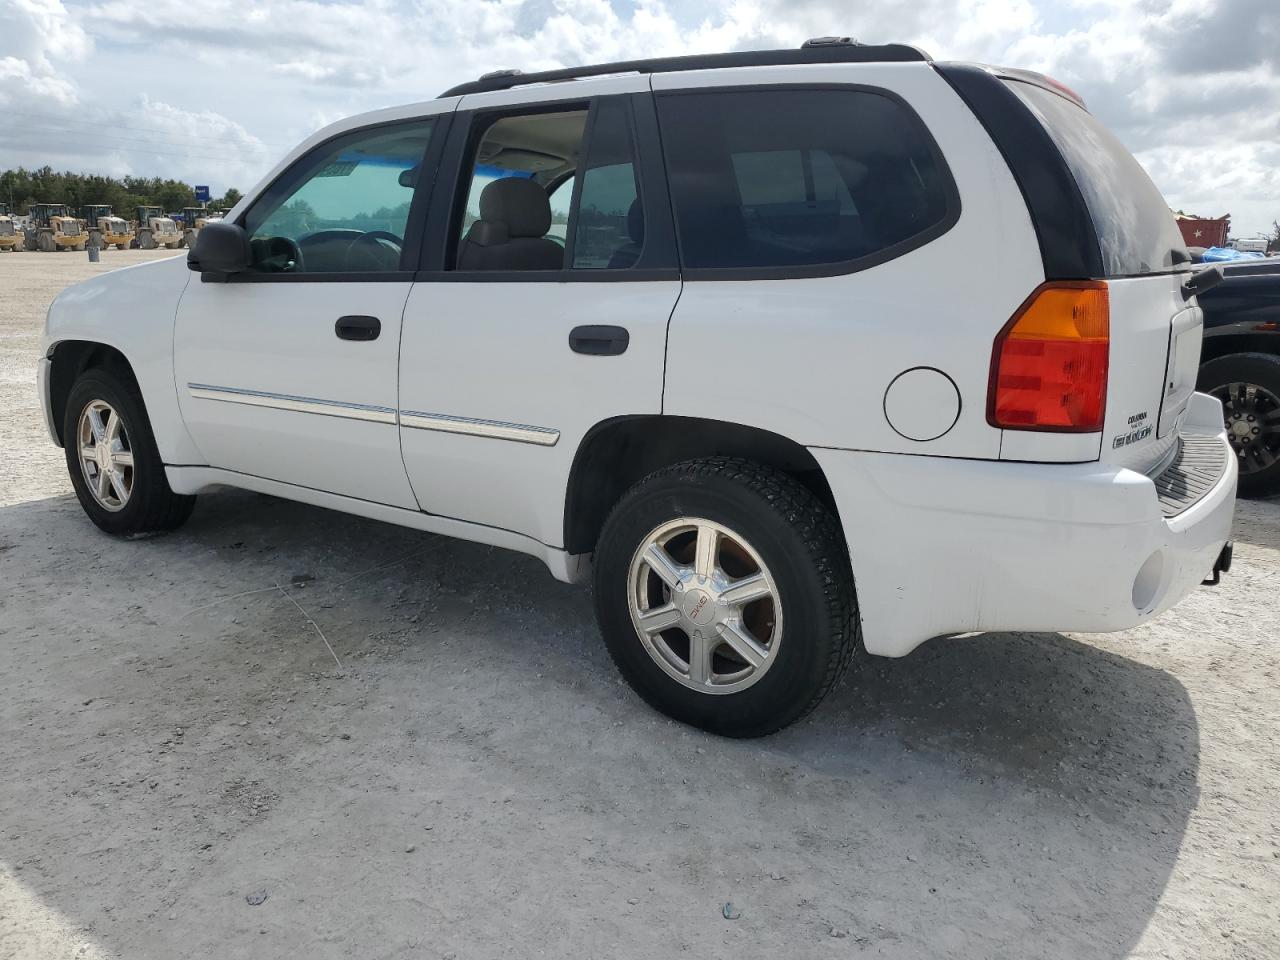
[1200,352,1280,498]
[628,517,784,694]
[594,457,857,737]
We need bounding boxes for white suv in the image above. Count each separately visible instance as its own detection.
[39,41,1237,736]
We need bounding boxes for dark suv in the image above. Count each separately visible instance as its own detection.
[1197,257,1280,497]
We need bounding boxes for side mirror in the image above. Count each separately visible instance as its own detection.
[188,220,250,278]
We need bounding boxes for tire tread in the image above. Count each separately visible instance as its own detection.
[595,456,859,735]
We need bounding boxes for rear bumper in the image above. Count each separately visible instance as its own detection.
[812,392,1237,657]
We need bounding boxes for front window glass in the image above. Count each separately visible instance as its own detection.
[244,119,435,274]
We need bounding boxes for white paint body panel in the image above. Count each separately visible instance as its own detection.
[173,280,418,508]
[398,280,680,545]
[656,63,1041,458]
[814,392,1236,657]
[165,466,589,584]
[40,255,203,464]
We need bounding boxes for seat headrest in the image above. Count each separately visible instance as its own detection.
[466,220,509,247]
[478,177,551,238]
[626,198,644,244]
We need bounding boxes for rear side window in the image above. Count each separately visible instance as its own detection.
[656,88,956,274]
[1008,82,1187,277]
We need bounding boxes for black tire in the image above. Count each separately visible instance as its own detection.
[593,457,858,738]
[1198,352,1280,498]
[63,367,196,536]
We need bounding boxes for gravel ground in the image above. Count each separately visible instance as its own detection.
[1,250,1278,960]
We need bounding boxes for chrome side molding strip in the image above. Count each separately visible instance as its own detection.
[400,410,560,446]
[185,384,559,445]
[187,383,398,425]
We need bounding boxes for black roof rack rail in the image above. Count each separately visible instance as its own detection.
[437,42,931,98]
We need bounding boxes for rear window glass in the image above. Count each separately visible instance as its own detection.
[1008,82,1187,277]
[656,89,955,273]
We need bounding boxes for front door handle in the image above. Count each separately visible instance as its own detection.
[569,324,629,356]
[335,315,381,341]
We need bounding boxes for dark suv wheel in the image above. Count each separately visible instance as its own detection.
[593,457,858,738]
[63,368,196,536]
[1199,353,1280,498]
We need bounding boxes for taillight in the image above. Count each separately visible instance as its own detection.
[988,281,1109,432]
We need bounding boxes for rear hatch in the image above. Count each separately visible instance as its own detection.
[1006,80,1197,473]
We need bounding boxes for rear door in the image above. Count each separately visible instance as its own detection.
[397,80,682,548]
[1006,80,1197,471]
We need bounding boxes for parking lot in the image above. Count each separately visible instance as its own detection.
[1,250,1277,959]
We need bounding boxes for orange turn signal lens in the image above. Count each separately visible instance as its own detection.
[988,281,1110,432]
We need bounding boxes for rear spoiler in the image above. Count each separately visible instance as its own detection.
[937,62,1088,110]
[990,67,1088,109]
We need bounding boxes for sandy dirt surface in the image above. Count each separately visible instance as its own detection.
[1,250,1278,959]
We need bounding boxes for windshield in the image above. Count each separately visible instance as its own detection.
[1008,81,1188,276]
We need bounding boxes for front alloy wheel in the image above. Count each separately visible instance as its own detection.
[63,367,196,536]
[77,399,135,511]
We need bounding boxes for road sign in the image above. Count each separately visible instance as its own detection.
[194,185,211,203]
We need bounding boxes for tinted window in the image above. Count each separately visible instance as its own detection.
[244,119,435,274]
[572,99,643,269]
[450,99,647,273]
[656,89,954,272]
[1008,82,1187,277]
[452,108,588,271]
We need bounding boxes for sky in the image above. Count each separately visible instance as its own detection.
[1,0,1277,238]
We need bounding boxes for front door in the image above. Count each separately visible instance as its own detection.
[174,114,446,509]
[398,85,681,547]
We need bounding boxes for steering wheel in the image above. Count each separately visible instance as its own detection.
[253,235,305,273]
[346,230,404,271]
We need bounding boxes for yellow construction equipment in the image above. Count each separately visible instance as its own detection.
[178,206,225,248]
[25,203,86,251]
[132,206,181,249]
[0,204,20,251]
[82,206,133,250]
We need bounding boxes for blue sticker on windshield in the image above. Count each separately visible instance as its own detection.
[474,164,535,179]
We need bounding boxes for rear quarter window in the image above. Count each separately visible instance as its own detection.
[1007,82,1188,277]
[655,87,957,276]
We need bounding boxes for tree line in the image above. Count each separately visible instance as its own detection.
[0,167,242,216]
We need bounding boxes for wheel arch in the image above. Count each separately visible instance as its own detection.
[1199,336,1280,369]
[563,415,839,555]
[46,340,139,447]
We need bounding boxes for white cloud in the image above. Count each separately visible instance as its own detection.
[0,0,1276,237]
[0,0,92,108]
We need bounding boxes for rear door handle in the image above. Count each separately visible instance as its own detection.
[569,325,629,356]
[335,315,381,341]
